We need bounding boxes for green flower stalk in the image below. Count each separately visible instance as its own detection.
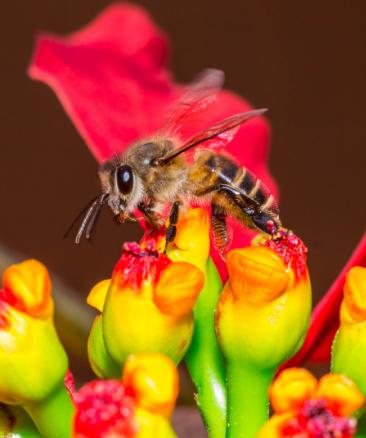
[0,259,74,438]
[167,208,226,438]
[216,231,312,438]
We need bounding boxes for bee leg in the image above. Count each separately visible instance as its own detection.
[164,201,180,252]
[137,202,161,230]
[211,200,232,258]
[217,184,277,235]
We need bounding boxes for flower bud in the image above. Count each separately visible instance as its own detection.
[332,266,366,396]
[216,231,311,368]
[270,368,317,414]
[102,240,203,365]
[2,259,53,319]
[216,231,311,438]
[340,266,366,324]
[0,259,74,438]
[258,369,363,438]
[73,353,178,438]
[86,280,121,378]
[123,353,178,418]
[0,259,68,404]
[316,374,364,417]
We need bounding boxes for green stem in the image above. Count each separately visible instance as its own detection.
[226,363,273,438]
[356,410,366,438]
[24,383,74,438]
[185,258,226,438]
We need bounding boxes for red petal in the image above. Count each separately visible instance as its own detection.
[28,3,277,280]
[28,3,174,162]
[74,379,135,438]
[64,369,77,404]
[286,232,366,367]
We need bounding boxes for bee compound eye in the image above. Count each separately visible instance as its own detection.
[116,165,134,194]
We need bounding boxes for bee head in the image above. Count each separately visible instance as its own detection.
[99,161,142,220]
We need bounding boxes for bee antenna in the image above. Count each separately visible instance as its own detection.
[75,194,108,244]
[85,194,108,241]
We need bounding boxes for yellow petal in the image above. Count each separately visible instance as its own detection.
[2,259,53,319]
[123,353,179,417]
[316,373,364,416]
[134,407,177,438]
[257,412,295,438]
[341,266,366,324]
[167,208,210,270]
[154,262,204,317]
[86,279,111,312]
[270,368,317,414]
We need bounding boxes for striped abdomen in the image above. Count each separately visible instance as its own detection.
[202,153,281,232]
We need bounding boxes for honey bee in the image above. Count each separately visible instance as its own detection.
[73,69,281,255]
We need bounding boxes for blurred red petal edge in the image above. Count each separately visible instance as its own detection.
[285,231,366,368]
[64,369,77,403]
[26,2,277,280]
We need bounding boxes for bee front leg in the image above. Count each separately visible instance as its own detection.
[164,201,180,252]
[137,201,162,230]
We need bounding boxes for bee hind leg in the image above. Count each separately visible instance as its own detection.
[164,201,180,253]
[211,200,232,259]
[217,184,278,235]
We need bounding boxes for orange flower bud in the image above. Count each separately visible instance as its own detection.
[260,370,363,438]
[332,266,366,398]
[316,374,364,416]
[216,231,311,368]
[270,368,317,414]
[102,240,204,365]
[2,259,53,319]
[226,246,290,304]
[341,266,366,324]
[123,353,179,418]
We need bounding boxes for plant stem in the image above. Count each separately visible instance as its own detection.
[356,410,366,438]
[24,383,74,438]
[185,258,226,438]
[226,362,273,438]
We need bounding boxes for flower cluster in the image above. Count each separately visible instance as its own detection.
[74,352,179,438]
[259,369,364,437]
[2,3,362,438]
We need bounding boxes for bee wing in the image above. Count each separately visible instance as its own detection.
[160,109,267,164]
[161,69,225,137]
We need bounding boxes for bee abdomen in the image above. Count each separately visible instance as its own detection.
[205,154,238,184]
[203,153,278,215]
[237,168,278,214]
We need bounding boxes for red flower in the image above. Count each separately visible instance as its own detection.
[74,380,136,438]
[28,3,277,280]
